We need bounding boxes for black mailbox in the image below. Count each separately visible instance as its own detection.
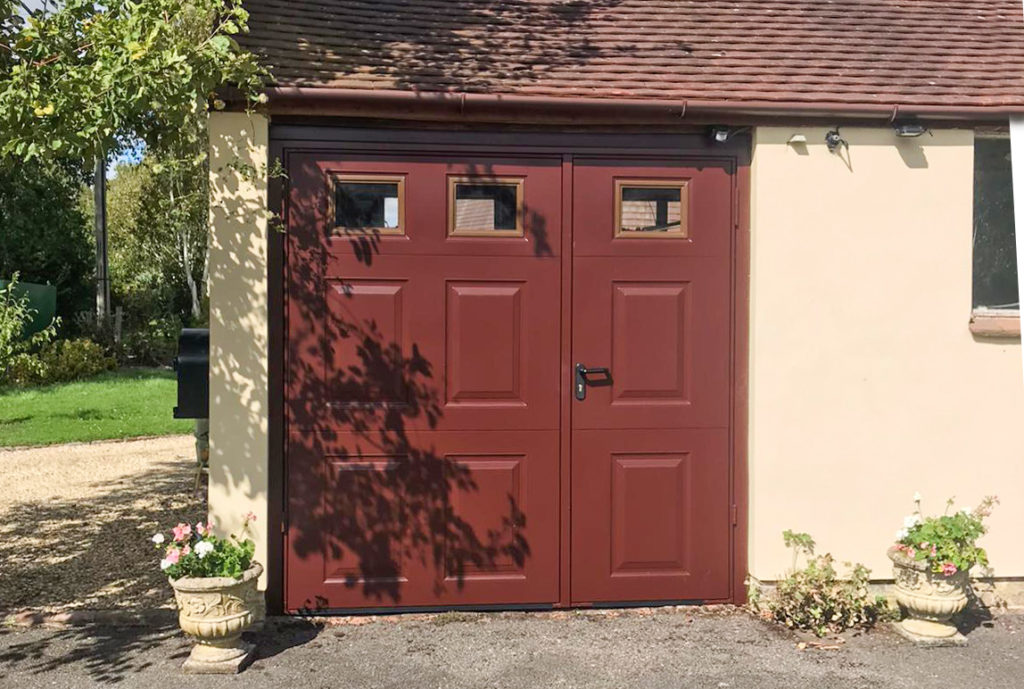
[173,328,209,419]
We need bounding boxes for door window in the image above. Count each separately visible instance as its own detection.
[332,174,405,235]
[615,180,689,238]
[449,177,524,237]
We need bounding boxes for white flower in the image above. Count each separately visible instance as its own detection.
[152,533,165,545]
[903,514,920,529]
[913,492,922,502]
[194,541,215,559]
[896,528,909,540]
[159,558,172,571]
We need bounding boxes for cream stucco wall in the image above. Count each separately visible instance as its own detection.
[749,127,1024,585]
[207,112,270,586]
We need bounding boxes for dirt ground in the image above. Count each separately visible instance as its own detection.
[0,435,201,615]
[0,608,1022,689]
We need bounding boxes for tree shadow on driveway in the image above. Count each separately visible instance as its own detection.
[0,455,202,614]
[0,623,189,685]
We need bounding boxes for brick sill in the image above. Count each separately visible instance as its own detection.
[970,310,1021,338]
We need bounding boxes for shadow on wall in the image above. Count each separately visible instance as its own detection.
[206,115,272,573]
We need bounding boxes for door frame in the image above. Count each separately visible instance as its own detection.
[265,124,750,614]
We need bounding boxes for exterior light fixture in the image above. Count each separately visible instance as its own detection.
[787,134,807,145]
[893,123,928,138]
[709,126,751,144]
[825,128,848,154]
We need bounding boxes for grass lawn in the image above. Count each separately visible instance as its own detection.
[0,368,192,448]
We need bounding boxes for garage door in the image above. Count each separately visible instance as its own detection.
[283,146,736,612]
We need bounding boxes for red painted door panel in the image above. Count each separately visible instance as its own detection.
[570,158,733,604]
[285,153,562,611]
[571,430,730,602]
[287,429,559,610]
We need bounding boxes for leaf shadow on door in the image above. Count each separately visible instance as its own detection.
[285,159,538,610]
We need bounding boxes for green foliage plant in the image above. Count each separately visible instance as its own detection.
[0,273,58,385]
[39,337,116,381]
[154,513,257,579]
[893,494,998,577]
[752,531,890,638]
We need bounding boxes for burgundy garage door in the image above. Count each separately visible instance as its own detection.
[283,142,739,612]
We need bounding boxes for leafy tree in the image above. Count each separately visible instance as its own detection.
[1,0,266,335]
[0,157,94,327]
[101,134,210,324]
[0,0,264,162]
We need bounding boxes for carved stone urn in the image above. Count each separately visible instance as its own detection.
[888,547,969,645]
[170,561,263,673]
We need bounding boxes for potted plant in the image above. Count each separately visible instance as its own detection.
[888,494,997,644]
[153,512,262,673]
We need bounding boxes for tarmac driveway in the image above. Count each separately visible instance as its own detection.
[0,607,1021,689]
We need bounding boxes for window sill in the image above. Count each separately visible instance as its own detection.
[969,310,1021,338]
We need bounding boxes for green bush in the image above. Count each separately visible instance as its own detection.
[42,338,117,382]
[75,313,180,367]
[4,337,115,387]
[118,319,180,367]
[750,531,891,637]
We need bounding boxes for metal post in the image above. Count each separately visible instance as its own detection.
[94,152,110,325]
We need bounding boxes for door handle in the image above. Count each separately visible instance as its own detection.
[575,363,611,401]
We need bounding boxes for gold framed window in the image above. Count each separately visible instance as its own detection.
[330,174,405,236]
[448,176,524,237]
[614,179,689,238]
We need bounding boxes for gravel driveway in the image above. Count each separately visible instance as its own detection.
[0,435,200,615]
[0,608,1022,689]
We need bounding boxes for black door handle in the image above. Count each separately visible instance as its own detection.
[575,363,611,401]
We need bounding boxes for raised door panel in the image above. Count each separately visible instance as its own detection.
[570,430,730,603]
[572,256,730,431]
[446,282,525,406]
[286,430,559,611]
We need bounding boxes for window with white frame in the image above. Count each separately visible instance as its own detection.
[972,134,1018,314]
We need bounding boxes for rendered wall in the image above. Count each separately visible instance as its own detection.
[207,112,270,586]
[749,127,1024,588]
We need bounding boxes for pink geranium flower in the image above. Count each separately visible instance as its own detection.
[941,562,958,577]
[244,512,257,523]
[172,523,192,542]
[164,547,181,565]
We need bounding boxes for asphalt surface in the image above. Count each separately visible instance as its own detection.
[0,608,1021,689]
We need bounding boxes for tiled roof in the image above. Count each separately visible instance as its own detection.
[243,0,1024,109]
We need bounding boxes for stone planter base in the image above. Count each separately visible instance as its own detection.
[182,639,256,674]
[888,547,970,647]
[892,619,967,647]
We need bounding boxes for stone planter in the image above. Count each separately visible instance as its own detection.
[169,562,263,673]
[888,547,969,645]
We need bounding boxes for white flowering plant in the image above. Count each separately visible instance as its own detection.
[153,513,256,579]
[893,494,997,577]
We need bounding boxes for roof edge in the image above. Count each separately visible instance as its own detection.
[257,87,1023,124]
